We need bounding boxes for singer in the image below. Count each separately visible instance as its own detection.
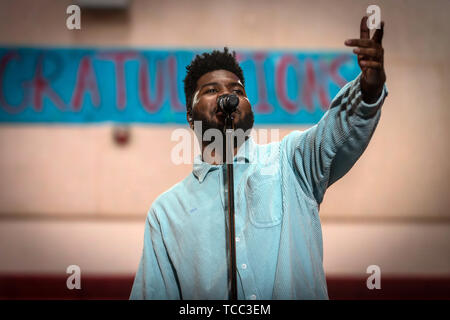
[130,16,388,300]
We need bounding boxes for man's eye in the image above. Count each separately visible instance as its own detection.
[233,89,244,95]
[205,88,217,94]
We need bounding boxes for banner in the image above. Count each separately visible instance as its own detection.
[0,47,359,124]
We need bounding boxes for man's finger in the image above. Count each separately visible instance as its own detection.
[353,47,382,59]
[372,21,384,44]
[359,60,383,69]
[345,39,377,48]
[360,16,370,39]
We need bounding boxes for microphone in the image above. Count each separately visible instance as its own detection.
[218,94,239,115]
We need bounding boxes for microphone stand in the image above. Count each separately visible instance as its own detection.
[223,114,238,300]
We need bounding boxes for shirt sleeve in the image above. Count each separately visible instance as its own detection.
[129,207,181,300]
[283,73,388,205]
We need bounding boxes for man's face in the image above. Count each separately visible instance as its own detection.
[189,69,254,134]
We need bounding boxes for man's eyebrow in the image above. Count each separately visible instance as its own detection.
[199,81,245,91]
[199,82,219,91]
[228,82,245,89]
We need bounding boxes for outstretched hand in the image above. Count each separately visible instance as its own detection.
[345,16,386,104]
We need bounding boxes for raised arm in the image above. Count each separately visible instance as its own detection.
[283,16,388,205]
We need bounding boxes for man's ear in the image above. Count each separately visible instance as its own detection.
[186,111,193,128]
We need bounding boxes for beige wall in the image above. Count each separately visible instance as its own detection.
[0,0,449,220]
[0,0,449,275]
[0,219,448,276]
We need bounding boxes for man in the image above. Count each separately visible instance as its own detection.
[130,16,387,300]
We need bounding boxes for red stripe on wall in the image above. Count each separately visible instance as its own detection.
[0,275,449,300]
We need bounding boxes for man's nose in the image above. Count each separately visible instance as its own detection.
[221,87,232,95]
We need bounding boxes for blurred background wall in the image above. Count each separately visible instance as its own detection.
[0,0,449,299]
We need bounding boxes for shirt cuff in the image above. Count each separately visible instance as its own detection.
[360,83,389,108]
[354,75,388,118]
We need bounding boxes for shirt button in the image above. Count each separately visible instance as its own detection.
[235,236,240,242]
[250,294,257,300]
[241,264,247,270]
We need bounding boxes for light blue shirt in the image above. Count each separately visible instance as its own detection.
[130,74,388,300]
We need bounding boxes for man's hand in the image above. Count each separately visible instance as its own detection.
[345,16,386,104]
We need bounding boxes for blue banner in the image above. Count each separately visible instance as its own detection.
[0,47,359,124]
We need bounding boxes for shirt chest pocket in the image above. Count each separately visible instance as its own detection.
[244,169,283,228]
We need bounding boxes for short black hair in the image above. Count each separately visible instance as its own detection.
[183,47,245,116]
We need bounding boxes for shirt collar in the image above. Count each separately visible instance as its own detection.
[192,136,256,183]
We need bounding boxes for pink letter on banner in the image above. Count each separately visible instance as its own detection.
[98,52,138,110]
[0,52,28,114]
[71,56,100,111]
[168,55,185,112]
[139,57,164,113]
[253,52,273,114]
[28,55,66,112]
[276,54,301,114]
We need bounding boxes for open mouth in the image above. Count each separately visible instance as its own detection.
[216,111,238,122]
[215,108,239,116]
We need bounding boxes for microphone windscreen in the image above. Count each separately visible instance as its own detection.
[224,94,239,113]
